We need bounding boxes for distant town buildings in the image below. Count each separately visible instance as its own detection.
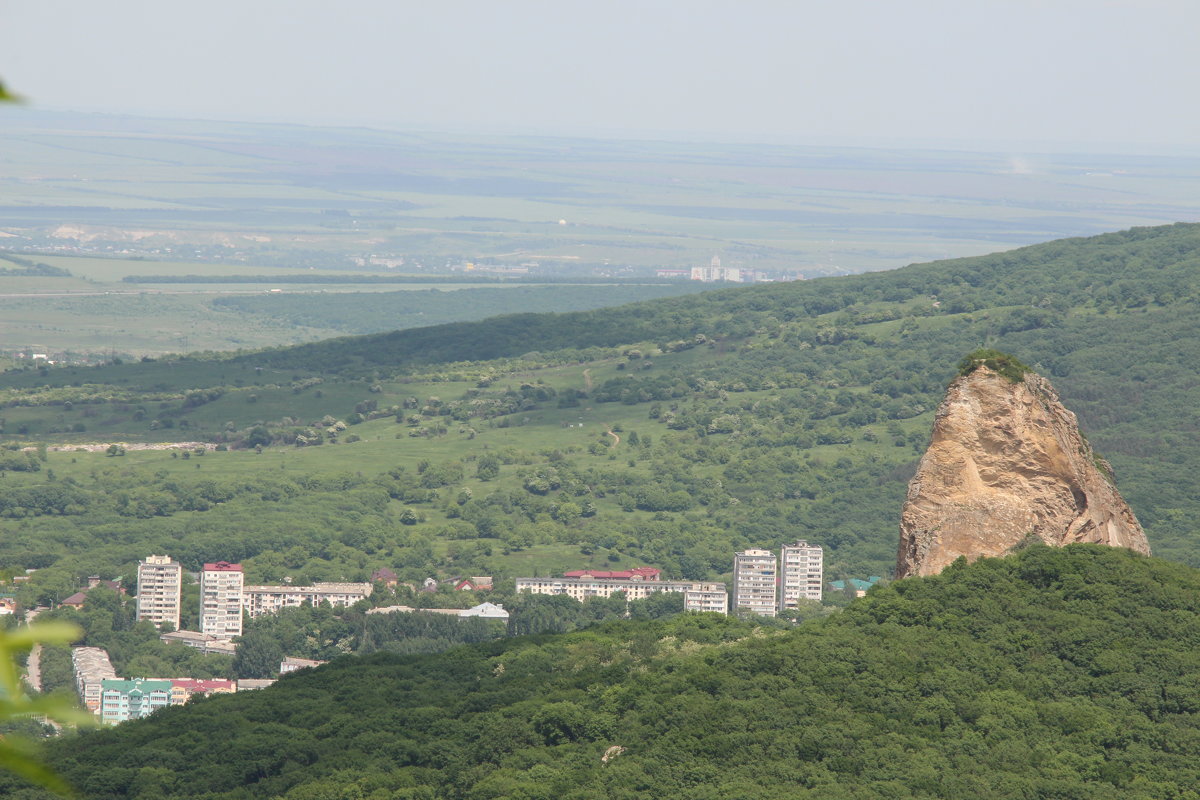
[692,255,742,283]
[242,582,371,619]
[365,602,510,620]
[515,567,728,614]
[169,678,235,705]
[454,576,494,592]
[780,541,825,609]
[733,543,827,617]
[136,554,182,630]
[72,647,117,714]
[280,657,326,675]
[732,549,779,617]
[61,576,125,609]
[200,562,244,639]
[159,629,237,656]
[828,577,881,597]
[100,678,172,724]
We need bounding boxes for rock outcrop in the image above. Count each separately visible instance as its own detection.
[896,363,1149,578]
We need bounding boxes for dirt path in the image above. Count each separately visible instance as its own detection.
[583,368,593,392]
[606,429,620,447]
[32,441,215,454]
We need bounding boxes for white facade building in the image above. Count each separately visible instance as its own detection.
[732,549,778,617]
[136,554,182,630]
[779,540,824,609]
[242,582,371,619]
[200,561,244,639]
[515,576,728,614]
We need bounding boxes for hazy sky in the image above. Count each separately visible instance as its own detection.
[4,0,1199,149]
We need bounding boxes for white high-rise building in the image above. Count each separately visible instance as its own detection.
[732,549,778,617]
[136,554,182,630]
[779,540,824,609]
[200,561,244,639]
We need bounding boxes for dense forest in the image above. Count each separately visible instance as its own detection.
[6,545,1200,799]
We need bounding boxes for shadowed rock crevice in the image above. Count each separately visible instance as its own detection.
[896,363,1150,578]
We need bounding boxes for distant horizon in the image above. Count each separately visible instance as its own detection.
[9,104,1200,161]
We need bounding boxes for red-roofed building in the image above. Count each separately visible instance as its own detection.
[371,567,399,587]
[60,576,126,609]
[454,576,494,592]
[169,678,235,705]
[87,576,126,594]
[562,567,661,581]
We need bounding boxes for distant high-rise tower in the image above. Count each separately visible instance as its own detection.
[779,541,824,609]
[136,554,182,630]
[711,254,721,269]
[200,562,244,639]
[732,549,777,617]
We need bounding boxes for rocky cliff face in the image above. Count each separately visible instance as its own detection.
[896,365,1150,578]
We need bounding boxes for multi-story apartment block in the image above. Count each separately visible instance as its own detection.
[779,540,824,609]
[100,678,172,724]
[515,569,728,614]
[684,583,730,614]
[169,678,235,705]
[200,561,244,639]
[135,554,182,630]
[732,549,778,617]
[241,582,371,619]
[72,646,117,714]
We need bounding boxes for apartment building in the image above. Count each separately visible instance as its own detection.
[732,549,778,617]
[200,561,244,639]
[515,570,728,614]
[779,540,825,609]
[684,583,729,614]
[135,554,182,630]
[241,582,371,619]
[100,678,172,724]
[169,678,235,705]
[72,646,117,714]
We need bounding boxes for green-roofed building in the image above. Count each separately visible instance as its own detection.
[100,678,172,725]
[828,576,882,597]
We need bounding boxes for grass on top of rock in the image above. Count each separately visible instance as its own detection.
[956,349,1032,383]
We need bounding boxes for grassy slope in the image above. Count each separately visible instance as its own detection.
[2,222,1200,589]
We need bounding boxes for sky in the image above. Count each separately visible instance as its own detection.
[3,0,1200,150]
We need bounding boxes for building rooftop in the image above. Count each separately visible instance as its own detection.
[202,561,243,572]
[243,582,370,594]
[562,567,661,581]
[172,678,235,692]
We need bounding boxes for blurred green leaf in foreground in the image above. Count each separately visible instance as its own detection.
[1,621,94,796]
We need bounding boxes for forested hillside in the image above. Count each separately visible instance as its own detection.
[2,223,1200,603]
[7,545,1200,799]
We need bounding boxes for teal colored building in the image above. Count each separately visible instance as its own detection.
[828,576,882,596]
[100,678,172,725]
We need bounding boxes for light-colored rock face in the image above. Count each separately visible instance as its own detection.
[896,366,1150,578]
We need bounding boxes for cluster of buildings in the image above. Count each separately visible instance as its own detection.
[514,541,825,619]
[732,541,824,617]
[133,555,371,638]
[514,567,729,614]
[655,256,774,284]
[71,646,241,725]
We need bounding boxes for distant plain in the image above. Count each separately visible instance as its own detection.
[3,110,1200,356]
